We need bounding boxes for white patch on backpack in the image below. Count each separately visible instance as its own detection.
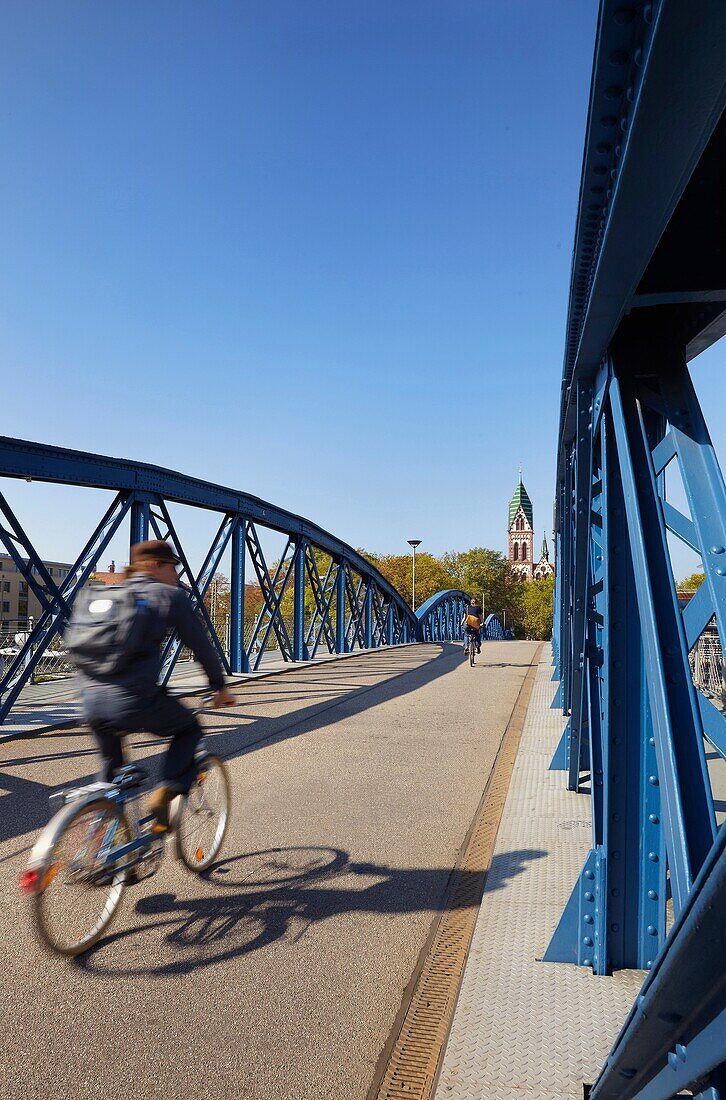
[89,599,113,615]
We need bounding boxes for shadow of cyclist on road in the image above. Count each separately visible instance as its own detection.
[76,843,546,976]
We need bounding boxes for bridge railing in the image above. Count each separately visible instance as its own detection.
[547,1,726,1096]
[0,438,477,730]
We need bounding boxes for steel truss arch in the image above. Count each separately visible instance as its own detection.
[0,437,421,723]
[0,439,474,729]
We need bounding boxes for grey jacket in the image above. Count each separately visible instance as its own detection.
[79,574,226,698]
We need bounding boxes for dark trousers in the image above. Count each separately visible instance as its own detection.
[85,687,203,793]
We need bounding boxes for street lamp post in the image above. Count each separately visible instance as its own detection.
[407,539,422,610]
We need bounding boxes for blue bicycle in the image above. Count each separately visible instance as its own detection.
[20,747,230,957]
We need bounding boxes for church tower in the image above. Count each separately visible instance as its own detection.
[508,470,534,580]
[534,530,555,580]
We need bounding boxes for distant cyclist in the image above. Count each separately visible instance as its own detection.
[461,600,484,657]
[66,540,234,830]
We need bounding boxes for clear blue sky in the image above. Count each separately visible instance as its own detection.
[1,2,721,578]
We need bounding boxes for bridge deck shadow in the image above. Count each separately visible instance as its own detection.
[0,642,532,848]
[74,844,547,977]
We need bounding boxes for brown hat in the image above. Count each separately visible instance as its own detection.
[129,540,181,566]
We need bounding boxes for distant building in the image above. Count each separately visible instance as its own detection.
[507,471,554,581]
[533,532,555,580]
[0,554,74,626]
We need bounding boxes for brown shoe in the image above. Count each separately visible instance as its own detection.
[148,786,172,833]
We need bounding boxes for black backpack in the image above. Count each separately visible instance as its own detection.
[65,583,151,677]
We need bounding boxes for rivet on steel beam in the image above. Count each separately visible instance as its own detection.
[611,887,620,897]
[584,891,594,902]
[585,870,595,880]
[716,568,726,577]
[647,924,657,936]
[648,889,658,900]
[619,1069,637,1080]
[648,775,659,786]
[583,957,593,967]
[668,1053,678,1070]
[646,959,652,968]
[584,915,594,926]
[676,1044,687,1062]
[649,736,655,746]
[648,813,659,824]
[583,937,593,947]
[648,851,659,862]
[634,47,643,66]
[610,923,619,932]
[710,546,725,554]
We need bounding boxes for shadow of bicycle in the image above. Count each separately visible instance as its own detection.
[75,842,546,977]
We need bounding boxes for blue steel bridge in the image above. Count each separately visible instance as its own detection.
[1,3,725,1099]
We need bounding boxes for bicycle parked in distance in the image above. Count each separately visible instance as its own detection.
[19,744,230,957]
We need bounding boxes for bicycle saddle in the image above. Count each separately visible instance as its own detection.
[112,764,149,790]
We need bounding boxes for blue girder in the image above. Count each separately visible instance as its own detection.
[551,1,726,1096]
[0,437,478,728]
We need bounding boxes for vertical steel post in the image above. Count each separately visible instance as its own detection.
[293,539,308,661]
[130,498,150,546]
[567,380,595,790]
[230,518,248,674]
[364,581,373,648]
[336,559,347,653]
[610,361,715,911]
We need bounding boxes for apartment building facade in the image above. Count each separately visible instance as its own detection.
[0,554,74,627]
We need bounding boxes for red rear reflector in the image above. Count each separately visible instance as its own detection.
[19,869,40,895]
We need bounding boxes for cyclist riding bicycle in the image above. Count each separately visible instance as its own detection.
[66,540,234,832]
[461,600,484,656]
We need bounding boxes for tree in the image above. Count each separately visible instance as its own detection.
[359,551,457,609]
[518,576,555,640]
[677,571,705,592]
[442,547,524,630]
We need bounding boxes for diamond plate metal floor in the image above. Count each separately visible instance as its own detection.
[434,646,645,1100]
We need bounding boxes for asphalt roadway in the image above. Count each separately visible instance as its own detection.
[0,640,539,1100]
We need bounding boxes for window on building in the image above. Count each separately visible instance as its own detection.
[513,543,519,561]
[19,582,28,595]
[2,602,9,613]
[2,581,8,592]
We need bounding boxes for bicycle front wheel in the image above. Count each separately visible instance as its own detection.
[175,754,230,872]
[34,799,129,957]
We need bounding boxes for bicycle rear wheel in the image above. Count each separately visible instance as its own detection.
[175,754,230,872]
[469,635,476,666]
[34,799,129,957]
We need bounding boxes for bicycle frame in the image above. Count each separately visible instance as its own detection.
[23,783,155,891]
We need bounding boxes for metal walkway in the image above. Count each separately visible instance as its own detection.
[435,645,643,1100]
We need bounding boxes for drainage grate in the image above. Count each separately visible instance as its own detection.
[371,647,542,1100]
